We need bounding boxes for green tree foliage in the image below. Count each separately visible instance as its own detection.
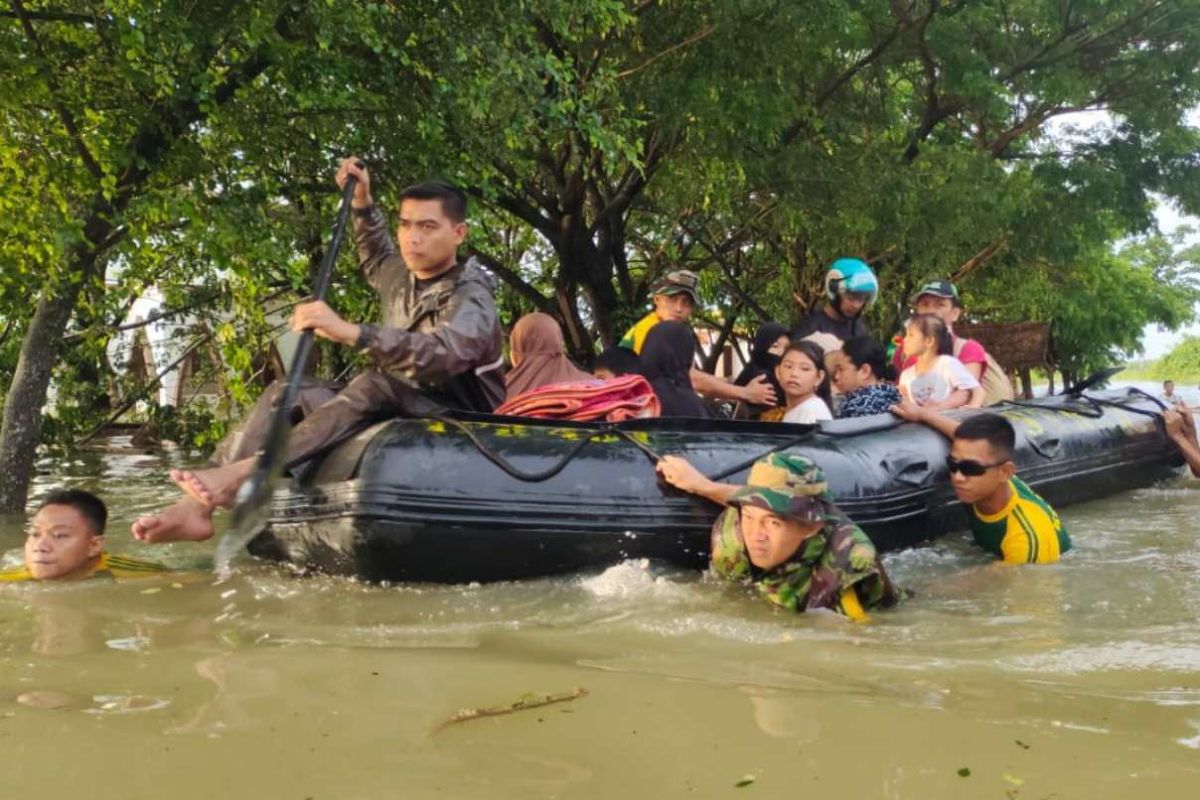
[1,0,1199,508]
[1149,335,1200,382]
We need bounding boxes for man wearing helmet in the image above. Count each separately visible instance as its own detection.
[792,258,878,345]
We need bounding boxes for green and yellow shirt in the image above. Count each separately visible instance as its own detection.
[0,553,168,583]
[968,476,1072,564]
[618,312,661,355]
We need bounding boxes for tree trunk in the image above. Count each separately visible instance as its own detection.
[0,277,87,511]
[702,306,740,374]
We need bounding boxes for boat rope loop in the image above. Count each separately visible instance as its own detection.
[706,432,820,481]
[430,415,664,483]
[430,415,820,484]
[1078,388,1167,420]
[997,390,1166,421]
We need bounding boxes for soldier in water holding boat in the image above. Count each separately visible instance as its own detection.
[132,160,505,543]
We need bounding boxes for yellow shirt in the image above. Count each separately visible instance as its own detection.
[618,312,661,355]
[0,553,169,582]
[968,477,1072,564]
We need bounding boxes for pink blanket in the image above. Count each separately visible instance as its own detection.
[496,374,660,421]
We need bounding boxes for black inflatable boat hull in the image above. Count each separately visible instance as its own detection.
[251,389,1182,582]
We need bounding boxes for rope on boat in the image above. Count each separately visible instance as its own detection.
[431,390,1167,484]
[430,413,823,484]
[430,415,664,483]
[706,431,819,481]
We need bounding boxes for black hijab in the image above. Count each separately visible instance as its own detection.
[638,321,712,418]
[732,321,787,417]
[735,321,788,387]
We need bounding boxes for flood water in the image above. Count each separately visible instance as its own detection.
[3,404,1199,798]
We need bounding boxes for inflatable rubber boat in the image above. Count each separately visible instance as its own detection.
[249,387,1182,582]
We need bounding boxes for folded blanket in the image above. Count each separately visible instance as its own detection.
[495,374,661,421]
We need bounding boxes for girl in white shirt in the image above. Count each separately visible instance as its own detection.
[898,314,984,410]
[777,340,834,424]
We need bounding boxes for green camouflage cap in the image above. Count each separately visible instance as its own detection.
[728,453,829,524]
[650,270,700,303]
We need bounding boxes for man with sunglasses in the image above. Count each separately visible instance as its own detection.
[891,404,1071,564]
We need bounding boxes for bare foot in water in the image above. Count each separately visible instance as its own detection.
[169,461,252,509]
[131,498,215,543]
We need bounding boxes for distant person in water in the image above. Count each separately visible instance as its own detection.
[889,407,1071,564]
[132,159,505,543]
[1162,380,1188,410]
[1,489,166,582]
[656,453,898,620]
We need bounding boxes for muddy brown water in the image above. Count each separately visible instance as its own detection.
[2,417,1198,799]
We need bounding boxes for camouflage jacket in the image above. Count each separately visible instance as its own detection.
[710,506,899,614]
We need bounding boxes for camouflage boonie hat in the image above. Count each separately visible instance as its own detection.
[650,270,701,303]
[728,453,829,524]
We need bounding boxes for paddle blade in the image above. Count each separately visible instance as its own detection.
[214,468,275,577]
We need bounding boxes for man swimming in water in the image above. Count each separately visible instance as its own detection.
[655,452,898,619]
[2,489,166,582]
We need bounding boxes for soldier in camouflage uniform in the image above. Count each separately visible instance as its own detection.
[657,452,899,620]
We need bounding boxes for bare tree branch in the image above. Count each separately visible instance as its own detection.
[616,24,716,80]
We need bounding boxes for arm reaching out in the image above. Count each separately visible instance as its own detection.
[1164,409,1200,478]
[689,369,778,406]
[890,400,962,440]
[656,455,740,505]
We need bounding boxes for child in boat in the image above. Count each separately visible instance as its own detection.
[764,340,833,424]
[897,314,983,410]
[889,406,1071,564]
[655,452,898,620]
[593,346,640,380]
[1,489,167,582]
[892,279,1014,405]
[831,336,900,418]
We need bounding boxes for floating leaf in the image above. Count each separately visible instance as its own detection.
[1003,773,1025,786]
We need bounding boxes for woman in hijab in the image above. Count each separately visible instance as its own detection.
[505,313,591,400]
[638,321,712,418]
[733,321,789,419]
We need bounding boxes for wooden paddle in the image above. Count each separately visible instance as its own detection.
[215,170,360,575]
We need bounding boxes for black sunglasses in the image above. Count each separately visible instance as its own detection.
[945,455,1007,477]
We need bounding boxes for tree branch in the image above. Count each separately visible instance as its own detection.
[0,9,107,24]
[951,239,1007,283]
[616,24,716,80]
[10,0,104,181]
[468,248,554,313]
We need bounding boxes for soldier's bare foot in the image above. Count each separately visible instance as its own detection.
[131,498,214,543]
[169,463,249,509]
